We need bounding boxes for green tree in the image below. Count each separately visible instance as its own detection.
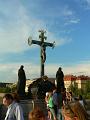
[0,87,11,93]
[68,81,78,96]
[85,81,90,93]
[84,81,90,99]
[68,80,90,99]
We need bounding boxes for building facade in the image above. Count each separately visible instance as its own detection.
[64,75,90,90]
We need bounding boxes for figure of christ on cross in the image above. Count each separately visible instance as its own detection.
[28,30,55,77]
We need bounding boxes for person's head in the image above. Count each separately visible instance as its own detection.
[28,107,46,120]
[3,93,14,107]
[63,104,74,119]
[12,93,20,102]
[78,95,83,100]
[70,101,88,120]
[64,88,66,91]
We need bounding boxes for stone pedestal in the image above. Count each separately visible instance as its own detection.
[20,99,48,120]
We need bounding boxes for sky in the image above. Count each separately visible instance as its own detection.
[0,0,90,83]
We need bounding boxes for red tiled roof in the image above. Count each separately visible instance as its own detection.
[64,75,90,81]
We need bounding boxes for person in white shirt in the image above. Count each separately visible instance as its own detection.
[3,93,24,120]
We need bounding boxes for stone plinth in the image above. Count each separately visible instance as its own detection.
[20,99,47,120]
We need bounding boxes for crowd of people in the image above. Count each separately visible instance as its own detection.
[0,66,89,120]
[44,87,89,120]
[1,91,89,120]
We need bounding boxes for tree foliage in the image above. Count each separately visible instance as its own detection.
[68,81,90,99]
[0,87,11,93]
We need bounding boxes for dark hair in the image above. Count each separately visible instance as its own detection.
[3,93,14,100]
[12,93,20,102]
[79,95,83,100]
[69,92,72,96]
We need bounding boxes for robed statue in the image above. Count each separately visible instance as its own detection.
[56,67,65,92]
[17,65,26,98]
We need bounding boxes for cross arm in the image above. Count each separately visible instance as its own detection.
[44,41,55,48]
[28,39,41,46]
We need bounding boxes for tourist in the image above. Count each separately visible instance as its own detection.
[78,95,87,110]
[48,91,57,120]
[0,103,7,120]
[63,101,89,120]
[52,87,58,116]
[71,101,88,120]
[61,88,67,105]
[28,107,47,120]
[62,103,77,120]
[57,90,64,120]
[12,92,20,103]
[66,91,75,103]
[3,93,24,120]
[45,92,52,119]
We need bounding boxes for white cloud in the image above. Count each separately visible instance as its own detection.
[61,5,80,25]
[62,6,73,17]
[0,1,46,54]
[64,61,90,76]
[64,17,80,25]
[0,1,77,55]
[69,19,80,24]
[55,38,72,46]
[1,60,90,83]
[45,31,72,47]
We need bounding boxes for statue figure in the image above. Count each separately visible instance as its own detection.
[17,65,26,98]
[41,45,46,63]
[56,67,65,92]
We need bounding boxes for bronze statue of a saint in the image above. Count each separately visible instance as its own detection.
[17,65,26,98]
[56,67,65,92]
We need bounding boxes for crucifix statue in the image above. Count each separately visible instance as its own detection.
[28,30,55,77]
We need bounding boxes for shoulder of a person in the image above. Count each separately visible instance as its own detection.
[13,102,20,108]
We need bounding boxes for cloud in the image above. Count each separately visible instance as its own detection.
[45,31,72,47]
[69,18,80,24]
[0,1,79,55]
[0,3,30,53]
[64,18,80,25]
[1,60,90,83]
[85,0,90,9]
[84,0,90,7]
[86,0,90,5]
[0,1,46,54]
[64,61,90,76]
[60,5,80,25]
[62,6,73,17]
[55,38,72,46]
[75,0,90,9]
